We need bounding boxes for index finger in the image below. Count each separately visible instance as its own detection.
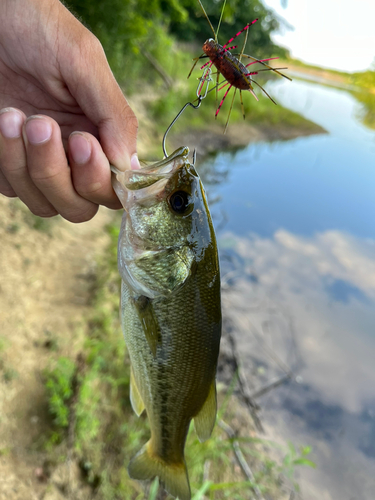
[24,115,99,223]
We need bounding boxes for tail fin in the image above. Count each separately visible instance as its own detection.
[128,442,191,500]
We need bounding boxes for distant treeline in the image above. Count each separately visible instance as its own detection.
[65,0,287,89]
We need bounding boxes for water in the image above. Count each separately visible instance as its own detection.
[201,79,375,500]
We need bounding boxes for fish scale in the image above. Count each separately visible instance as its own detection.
[112,148,221,500]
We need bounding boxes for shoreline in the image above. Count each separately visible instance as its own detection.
[169,120,327,157]
[131,85,327,160]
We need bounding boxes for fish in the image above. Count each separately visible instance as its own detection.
[111,147,222,500]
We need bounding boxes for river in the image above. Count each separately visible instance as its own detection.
[200,78,375,500]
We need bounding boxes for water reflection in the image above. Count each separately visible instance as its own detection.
[221,229,375,409]
[219,229,375,500]
[199,78,375,499]
[268,78,375,142]
[202,135,375,239]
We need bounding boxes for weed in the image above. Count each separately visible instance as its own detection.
[279,443,316,490]
[6,223,20,234]
[0,338,19,383]
[2,368,19,383]
[9,199,56,234]
[44,357,76,434]
[30,216,55,233]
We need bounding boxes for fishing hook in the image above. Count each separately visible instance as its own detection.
[162,67,212,162]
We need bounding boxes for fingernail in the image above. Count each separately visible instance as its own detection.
[131,153,141,170]
[25,116,52,144]
[0,108,24,139]
[69,132,92,164]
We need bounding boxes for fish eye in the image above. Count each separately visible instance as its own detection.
[169,190,190,214]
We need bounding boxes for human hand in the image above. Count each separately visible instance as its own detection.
[0,0,139,222]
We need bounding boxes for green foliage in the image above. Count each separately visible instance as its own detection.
[65,0,182,88]
[352,69,375,90]
[355,91,375,129]
[45,357,76,431]
[147,478,160,500]
[60,0,307,143]
[169,0,287,58]
[280,442,316,490]
[2,368,19,383]
[64,0,286,89]
[0,337,19,384]
[184,420,315,499]
[8,198,56,234]
[351,70,375,129]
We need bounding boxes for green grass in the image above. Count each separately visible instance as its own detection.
[0,336,19,384]
[8,198,56,234]
[42,214,315,499]
[350,70,375,129]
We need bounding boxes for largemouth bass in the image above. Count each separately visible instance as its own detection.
[111,147,221,500]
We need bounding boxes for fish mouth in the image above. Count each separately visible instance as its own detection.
[111,147,191,209]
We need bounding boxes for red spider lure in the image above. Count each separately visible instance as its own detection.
[188,0,291,130]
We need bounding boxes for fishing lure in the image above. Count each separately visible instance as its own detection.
[189,0,291,130]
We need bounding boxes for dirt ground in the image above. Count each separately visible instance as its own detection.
[0,197,113,500]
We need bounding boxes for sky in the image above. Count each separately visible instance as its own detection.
[262,0,375,72]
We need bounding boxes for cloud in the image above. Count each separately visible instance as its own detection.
[219,229,375,413]
[223,229,375,300]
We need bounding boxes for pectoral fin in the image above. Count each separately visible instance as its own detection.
[133,295,161,357]
[194,380,217,442]
[130,367,145,417]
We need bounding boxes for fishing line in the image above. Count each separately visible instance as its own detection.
[162,67,212,161]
